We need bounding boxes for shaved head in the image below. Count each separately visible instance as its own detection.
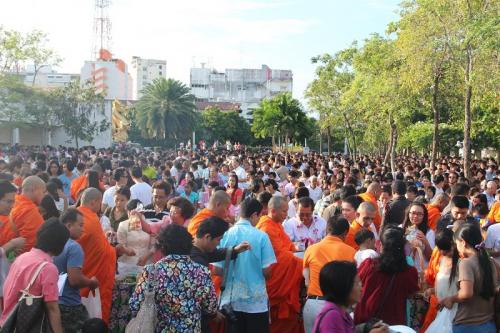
[432,193,450,210]
[21,175,46,205]
[207,190,231,219]
[268,196,287,211]
[81,187,102,206]
[367,182,381,195]
[22,175,45,193]
[208,190,231,209]
[357,201,377,214]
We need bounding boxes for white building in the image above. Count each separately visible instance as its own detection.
[130,56,167,100]
[80,49,133,101]
[22,65,80,89]
[190,64,293,119]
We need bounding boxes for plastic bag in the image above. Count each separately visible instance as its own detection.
[425,306,456,333]
[82,288,102,319]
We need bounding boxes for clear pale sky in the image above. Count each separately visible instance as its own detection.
[0,0,400,105]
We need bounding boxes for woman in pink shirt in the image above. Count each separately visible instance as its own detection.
[1,218,69,333]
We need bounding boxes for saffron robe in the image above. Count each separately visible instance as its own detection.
[187,208,215,237]
[10,194,44,252]
[77,206,117,324]
[257,215,304,333]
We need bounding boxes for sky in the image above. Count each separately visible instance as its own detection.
[0,0,401,105]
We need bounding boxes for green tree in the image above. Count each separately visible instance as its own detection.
[0,27,61,79]
[420,0,498,177]
[0,74,32,141]
[50,80,109,148]
[252,92,311,147]
[306,45,359,156]
[134,78,197,141]
[199,107,253,144]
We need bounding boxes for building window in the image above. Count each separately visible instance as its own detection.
[143,67,147,71]
[159,71,162,76]
[159,65,162,69]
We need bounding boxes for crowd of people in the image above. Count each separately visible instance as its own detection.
[0,143,498,333]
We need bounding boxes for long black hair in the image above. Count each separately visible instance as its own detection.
[378,226,409,273]
[454,223,495,300]
[435,228,458,286]
[402,202,429,236]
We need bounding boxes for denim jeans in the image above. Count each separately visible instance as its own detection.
[452,321,496,333]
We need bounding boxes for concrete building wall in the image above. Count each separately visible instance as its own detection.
[190,64,293,120]
[131,57,167,100]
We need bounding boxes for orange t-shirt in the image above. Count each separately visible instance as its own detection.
[77,206,117,324]
[10,194,44,252]
[359,192,381,231]
[256,215,303,317]
[344,220,364,250]
[426,204,441,231]
[187,208,215,237]
[487,201,500,224]
[304,235,356,296]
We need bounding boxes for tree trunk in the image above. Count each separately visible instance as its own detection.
[319,132,322,154]
[327,127,331,155]
[463,47,473,179]
[75,135,79,149]
[431,72,441,171]
[383,119,393,167]
[390,119,397,174]
[342,112,356,159]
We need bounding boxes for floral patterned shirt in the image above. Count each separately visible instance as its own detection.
[129,255,217,333]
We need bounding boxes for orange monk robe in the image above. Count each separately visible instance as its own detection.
[359,192,382,231]
[0,215,16,247]
[486,201,500,224]
[344,220,364,250]
[257,216,304,333]
[10,194,44,253]
[77,206,117,324]
[70,175,87,202]
[187,208,215,237]
[420,247,442,333]
[426,204,441,231]
[12,176,22,188]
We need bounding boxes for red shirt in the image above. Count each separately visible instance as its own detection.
[354,258,419,325]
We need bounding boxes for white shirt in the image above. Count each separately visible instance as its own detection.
[354,249,379,268]
[307,186,323,203]
[234,166,248,189]
[102,185,118,208]
[282,215,327,245]
[485,223,500,265]
[130,182,153,206]
[288,199,298,219]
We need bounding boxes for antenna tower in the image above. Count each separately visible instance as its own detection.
[92,0,112,60]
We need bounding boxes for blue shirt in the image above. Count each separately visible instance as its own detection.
[181,191,199,205]
[213,219,276,313]
[53,239,84,306]
[58,173,77,200]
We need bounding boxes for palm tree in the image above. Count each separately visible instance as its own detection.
[134,78,197,140]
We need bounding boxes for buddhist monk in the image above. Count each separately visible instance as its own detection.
[0,181,25,256]
[10,176,46,253]
[359,182,382,231]
[344,202,378,250]
[257,196,304,333]
[188,190,231,237]
[426,193,449,231]
[77,188,117,324]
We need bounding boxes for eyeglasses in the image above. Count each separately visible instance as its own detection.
[409,211,424,216]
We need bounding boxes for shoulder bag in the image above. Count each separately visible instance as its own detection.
[0,261,52,333]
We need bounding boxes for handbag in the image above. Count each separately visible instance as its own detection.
[125,268,158,333]
[0,261,52,333]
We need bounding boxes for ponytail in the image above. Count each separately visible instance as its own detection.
[455,224,495,300]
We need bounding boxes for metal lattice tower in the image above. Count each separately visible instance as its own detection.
[92,0,112,60]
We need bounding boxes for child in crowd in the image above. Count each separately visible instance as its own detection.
[354,229,379,268]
